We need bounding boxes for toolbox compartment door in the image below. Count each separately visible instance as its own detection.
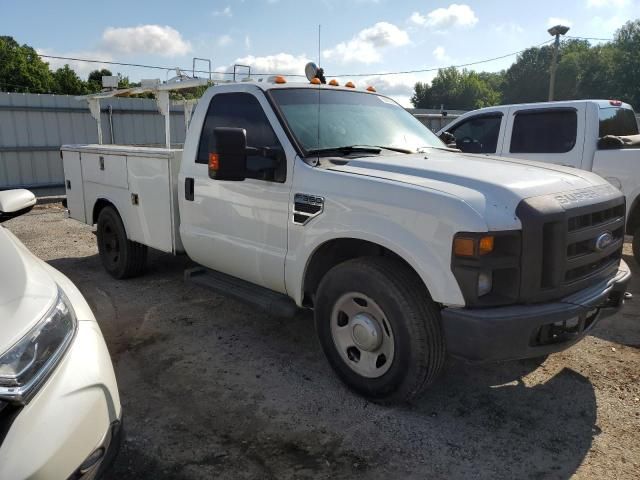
[62,150,86,223]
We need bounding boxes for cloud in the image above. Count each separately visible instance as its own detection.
[432,46,450,62]
[587,0,630,7]
[547,17,573,28]
[37,48,114,79]
[322,22,410,64]
[355,72,437,107]
[493,22,524,35]
[101,25,191,57]
[245,35,252,50]
[223,53,312,77]
[217,34,233,47]
[410,4,478,29]
[212,6,232,16]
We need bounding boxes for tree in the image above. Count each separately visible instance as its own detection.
[52,65,87,95]
[0,36,55,93]
[611,19,640,109]
[411,67,502,110]
[87,68,113,92]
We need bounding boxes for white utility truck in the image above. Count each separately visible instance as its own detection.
[436,100,640,261]
[62,70,630,403]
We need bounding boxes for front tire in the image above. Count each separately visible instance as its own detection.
[315,257,445,403]
[97,206,147,279]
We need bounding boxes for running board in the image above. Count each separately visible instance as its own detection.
[184,267,299,318]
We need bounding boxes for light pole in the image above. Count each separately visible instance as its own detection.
[547,24,570,101]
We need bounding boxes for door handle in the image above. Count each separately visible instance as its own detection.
[185,177,195,201]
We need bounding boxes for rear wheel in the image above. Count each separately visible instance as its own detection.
[315,257,445,403]
[97,206,147,279]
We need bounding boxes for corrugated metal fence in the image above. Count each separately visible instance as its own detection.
[0,92,188,190]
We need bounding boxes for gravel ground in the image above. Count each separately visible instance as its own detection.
[5,203,640,479]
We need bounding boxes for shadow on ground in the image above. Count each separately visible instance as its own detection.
[48,252,599,480]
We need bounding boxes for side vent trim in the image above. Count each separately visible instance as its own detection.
[293,193,324,225]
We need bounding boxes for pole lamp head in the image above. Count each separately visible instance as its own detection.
[548,25,570,36]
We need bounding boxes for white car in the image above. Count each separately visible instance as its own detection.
[0,189,122,479]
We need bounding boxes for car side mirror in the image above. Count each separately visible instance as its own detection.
[439,131,457,148]
[209,127,248,181]
[0,189,36,223]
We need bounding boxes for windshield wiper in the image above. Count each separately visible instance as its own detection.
[306,145,413,156]
[306,145,382,156]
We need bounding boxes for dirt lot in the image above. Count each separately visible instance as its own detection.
[5,203,640,479]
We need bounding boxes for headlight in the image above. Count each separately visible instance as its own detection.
[0,288,77,404]
[451,231,521,307]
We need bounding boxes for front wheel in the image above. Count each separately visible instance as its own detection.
[97,206,147,279]
[314,257,445,403]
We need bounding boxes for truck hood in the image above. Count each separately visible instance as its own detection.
[0,227,58,354]
[326,150,609,229]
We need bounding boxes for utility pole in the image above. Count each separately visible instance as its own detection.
[547,24,570,101]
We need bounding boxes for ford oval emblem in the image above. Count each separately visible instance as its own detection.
[595,232,614,251]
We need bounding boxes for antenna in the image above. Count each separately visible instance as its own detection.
[318,24,321,66]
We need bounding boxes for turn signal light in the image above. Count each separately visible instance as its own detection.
[274,75,287,84]
[453,238,475,257]
[329,79,339,86]
[345,81,355,88]
[453,235,495,257]
[479,235,494,255]
[310,77,321,85]
[208,153,219,171]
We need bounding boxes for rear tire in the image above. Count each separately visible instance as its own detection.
[632,228,640,265]
[97,206,147,279]
[314,256,445,404]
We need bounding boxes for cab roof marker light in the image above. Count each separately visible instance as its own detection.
[610,100,622,106]
[274,75,287,84]
[329,79,339,86]
[345,81,355,88]
[366,86,376,92]
[310,77,321,85]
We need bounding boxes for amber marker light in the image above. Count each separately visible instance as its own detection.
[329,79,339,86]
[366,86,376,92]
[479,236,495,255]
[345,81,355,88]
[453,238,475,257]
[208,153,219,171]
[274,75,287,84]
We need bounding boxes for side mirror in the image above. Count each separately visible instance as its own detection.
[439,131,457,148]
[0,189,36,223]
[209,127,248,181]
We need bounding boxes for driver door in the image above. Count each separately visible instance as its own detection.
[179,90,292,293]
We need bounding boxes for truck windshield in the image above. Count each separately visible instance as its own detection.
[599,107,639,137]
[269,88,445,156]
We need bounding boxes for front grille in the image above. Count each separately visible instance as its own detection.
[563,204,624,284]
[517,187,625,303]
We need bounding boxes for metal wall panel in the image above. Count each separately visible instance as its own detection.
[0,92,189,189]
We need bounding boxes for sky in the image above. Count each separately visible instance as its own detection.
[1,0,638,106]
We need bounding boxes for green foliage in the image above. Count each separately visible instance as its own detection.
[412,67,502,110]
[412,20,640,111]
[52,65,87,95]
[0,36,55,93]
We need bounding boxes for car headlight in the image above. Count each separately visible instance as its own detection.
[0,288,77,404]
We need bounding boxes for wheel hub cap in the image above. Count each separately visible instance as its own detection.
[351,313,382,351]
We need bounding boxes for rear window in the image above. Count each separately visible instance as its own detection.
[599,107,639,137]
[510,109,577,154]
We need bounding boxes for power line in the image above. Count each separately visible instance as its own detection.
[38,38,555,80]
[333,39,555,77]
[567,35,613,41]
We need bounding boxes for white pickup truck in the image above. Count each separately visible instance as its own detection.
[437,100,640,260]
[62,78,630,403]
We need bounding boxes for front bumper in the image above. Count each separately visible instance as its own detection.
[0,320,121,480]
[442,259,631,362]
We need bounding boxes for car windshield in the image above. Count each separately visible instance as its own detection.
[269,88,445,156]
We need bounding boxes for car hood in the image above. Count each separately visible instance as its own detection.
[326,150,613,229]
[0,227,57,354]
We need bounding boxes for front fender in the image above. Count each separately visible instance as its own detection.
[285,187,488,307]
